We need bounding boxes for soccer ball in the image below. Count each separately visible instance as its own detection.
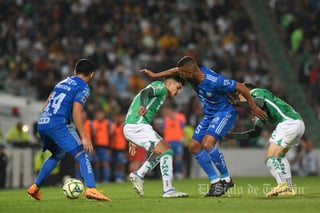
[62,178,84,199]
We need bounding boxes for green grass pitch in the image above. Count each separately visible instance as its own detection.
[0,177,319,213]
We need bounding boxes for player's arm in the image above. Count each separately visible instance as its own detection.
[138,87,154,116]
[141,67,179,79]
[236,97,265,109]
[228,118,266,140]
[235,82,267,120]
[73,102,93,153]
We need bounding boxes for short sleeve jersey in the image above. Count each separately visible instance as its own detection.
[190,67,237,115]
[38,76,90,128]
[125,81,167,124]
[250,88,302,123]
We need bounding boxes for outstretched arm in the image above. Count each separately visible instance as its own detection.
[236,97,265,108]
[235,82,267,120]
[141,67,179,79]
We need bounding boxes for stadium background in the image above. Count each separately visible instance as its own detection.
[0,0,319,188]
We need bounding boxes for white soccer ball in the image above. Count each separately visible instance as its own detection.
[62,178,84,199]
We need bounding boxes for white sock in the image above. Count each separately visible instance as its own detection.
[160,151,174,192]
[266,156,286,184]
[137,153,160,178]
[278,156,294,189]
[222,176,231,183]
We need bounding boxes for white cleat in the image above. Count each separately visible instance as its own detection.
[129,172,144,196]
[162,189,189,198]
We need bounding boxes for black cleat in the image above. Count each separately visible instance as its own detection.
[205,181,225,197]
[222,179,234,193]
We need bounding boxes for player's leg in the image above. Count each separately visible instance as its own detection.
[277,149,297,196]
[124,124,160,196]
[153,140,188,198]
[60,126,110,201]
[101,147,111,183]
[204,112,236,184]
[265,120,305,197]
[28,133,65,201]
[114,151,127,182]
[265,143,289,197]
[169,142,184,179]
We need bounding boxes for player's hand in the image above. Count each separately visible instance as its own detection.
[128,142,137,156]
[140,69,156,78]
[250,106,267,120]
[138,106,147,116]
[81,137,93,154]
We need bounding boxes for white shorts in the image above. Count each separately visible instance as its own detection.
[123,123,163,152]
[270,119,305,148]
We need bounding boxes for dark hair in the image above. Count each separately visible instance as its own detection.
[243,82,257,90]
[177,56,194,67]
[75,58,96,76]
[163,75,186,86]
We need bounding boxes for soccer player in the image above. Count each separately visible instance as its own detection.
[227,82,305,197]
[124,75,189,198]
[142,56,267,196]
[27,59,111,201]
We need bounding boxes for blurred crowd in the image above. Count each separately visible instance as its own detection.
[269,0,320,118]
[1,0,319,187]
[0,0,279,147]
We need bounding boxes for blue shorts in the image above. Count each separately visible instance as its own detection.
[112,150,128,164]
[168,141,183,156]
[193,111,236,143]
[38,124,83,157]
[92,147,110,163]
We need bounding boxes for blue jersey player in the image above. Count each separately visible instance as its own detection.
[142,56,267,196]
[27,59,111,201]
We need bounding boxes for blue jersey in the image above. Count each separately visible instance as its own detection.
[190,67,236,115]
[38,76,90,129]
[191,67,237,142]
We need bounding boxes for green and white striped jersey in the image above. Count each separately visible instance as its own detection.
[250,88,302,123]
[125,81,167,124]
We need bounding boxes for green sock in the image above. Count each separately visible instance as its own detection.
[160,150,174,192]
[265,156,286,184]
[278,156,294,189]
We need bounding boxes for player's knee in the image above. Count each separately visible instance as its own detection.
[188,140,201,154]
[202,135,216,151]
[51,150,65,161]
[153,141,171,155]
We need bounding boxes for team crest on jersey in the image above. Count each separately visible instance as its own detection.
[223,80,231,86]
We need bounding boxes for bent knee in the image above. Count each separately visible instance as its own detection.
[188,140,202,154]
[153,140,171,155]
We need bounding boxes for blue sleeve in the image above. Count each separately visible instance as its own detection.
[216,75,236,93]
[74,86,90,106]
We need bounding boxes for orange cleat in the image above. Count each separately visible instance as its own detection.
[27,184,42,201]
[85,188,111,201]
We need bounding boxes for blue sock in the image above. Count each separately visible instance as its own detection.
[207,146,229,178]
[103,167,111,182]
[76,152,95,188]
[193,149,219,182]
[94,166,101,182]
[174,158,183,174]
[35,152,64,187]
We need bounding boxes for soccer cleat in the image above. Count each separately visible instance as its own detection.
[85,188,111,201]
[266,182,289,197]
[278,188,297,196]
[222,179,234,193]
[205,180,225,197]
[162,189,189,198]
[27,184,42,201]
[129,172,144,196]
